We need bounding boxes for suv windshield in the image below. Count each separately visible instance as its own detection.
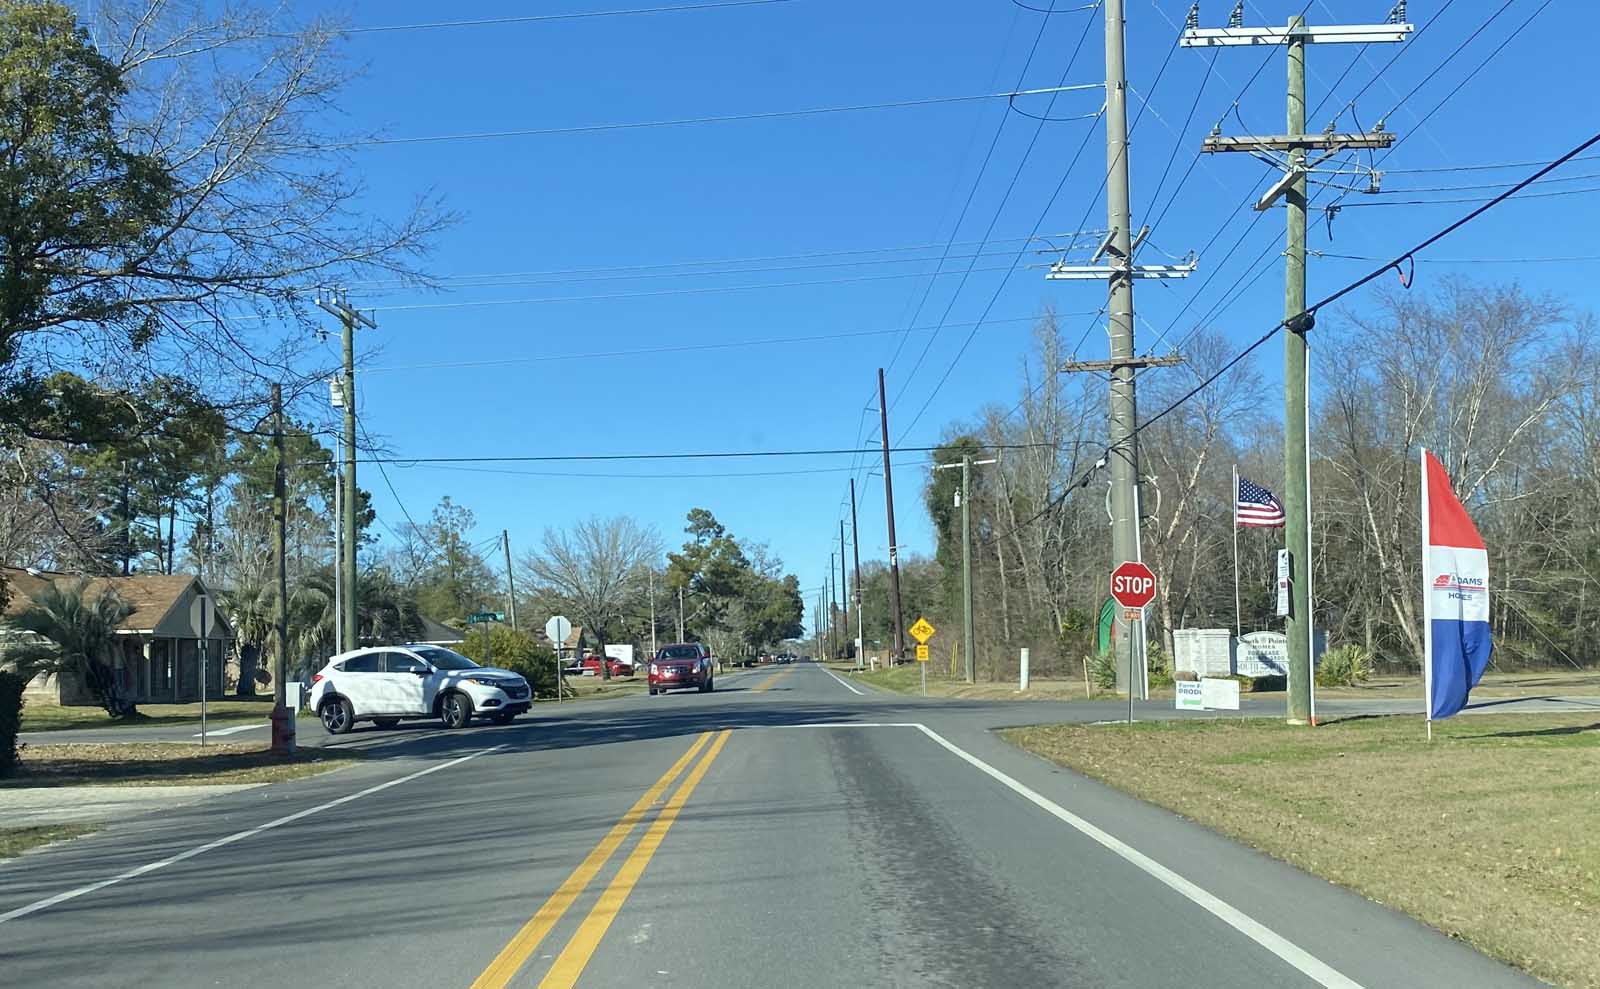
[410,646,479,671]
[659,645,700,660]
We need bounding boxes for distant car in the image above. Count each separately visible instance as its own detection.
[578,654,633,678]
[778,653,794,664]
[649,643,714,695]
[309,644,531,733]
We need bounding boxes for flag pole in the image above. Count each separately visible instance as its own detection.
[1232,464,1242,638]
[1421,446,1433,742]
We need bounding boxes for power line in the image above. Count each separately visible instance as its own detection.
[307,441,1059,467]
[367,262,1037,312]
[345,0,795,34]
[361,84,1102,147]
[397,459,937,481]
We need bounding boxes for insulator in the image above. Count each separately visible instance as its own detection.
[1185,3,1199,30]
[1228,1,1243,28]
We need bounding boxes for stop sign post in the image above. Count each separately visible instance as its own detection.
[1109,562,1155,719]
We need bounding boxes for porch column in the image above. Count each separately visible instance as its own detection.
[172,637,179,703]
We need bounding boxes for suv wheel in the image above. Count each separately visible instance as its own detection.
[440,692,473,729]
[320,697,353,734]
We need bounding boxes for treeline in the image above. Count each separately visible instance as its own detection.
[906,282,1598,678]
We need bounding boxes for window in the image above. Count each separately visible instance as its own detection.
[410,646,479,671]
[385,652,429,674]
[660,645,702,660]
[339,653,381,673]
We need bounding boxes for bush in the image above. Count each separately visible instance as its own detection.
[0,671,24,778]
[1147,645,1174,689]
[1089,649,1118,690]
[454,627,558,697]
[1317,644,1374,687]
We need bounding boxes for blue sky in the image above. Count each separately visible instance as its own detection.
[295,0,1596,619]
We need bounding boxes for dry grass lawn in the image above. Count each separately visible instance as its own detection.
[20,699,274,732]
[0,824,97,860]
[1005,715,1600,989]
[854,662,1095,700]
[2,742,362,788]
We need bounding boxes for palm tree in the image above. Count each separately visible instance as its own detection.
[2,579,138,717]
[220,580,277,695]
[281,568,424,680]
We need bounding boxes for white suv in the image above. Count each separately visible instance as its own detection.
[309,644,532,733]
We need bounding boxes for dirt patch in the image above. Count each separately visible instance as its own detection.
[1004,715,1600,989]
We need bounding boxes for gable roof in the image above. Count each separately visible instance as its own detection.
[1,566,232,638]
[417,617,465,644]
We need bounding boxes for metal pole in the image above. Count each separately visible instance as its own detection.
[333,434,343,655]
[200,634,207,746]
[271,383,293,755]
[649,571,657,660]
[878,369,907,665]
[1284,13,1313,726]
[850,478,864,670]
[342,312,359,653]
[503,530,518,631]
[678,585,685,643]
[1104,0,1146,701]
[1233,463,1242,638]
[962,456,976,683]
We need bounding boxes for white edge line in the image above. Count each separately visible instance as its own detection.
[910,723,1363,989]
[191,722,270,738]
[821,668,866,695]
[0,743,507,926]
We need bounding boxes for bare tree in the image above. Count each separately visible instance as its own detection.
[521,517,661,679]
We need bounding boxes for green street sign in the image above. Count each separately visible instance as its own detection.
[466,612,504,625]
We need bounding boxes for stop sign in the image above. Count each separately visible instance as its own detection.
[1109,561,1157,609]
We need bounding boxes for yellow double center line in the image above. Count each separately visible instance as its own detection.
[753,667,794,693]
[472,729,731,989]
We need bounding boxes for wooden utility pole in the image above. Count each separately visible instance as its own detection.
[839,521,849,660]
[1183,7,1408,725]
[1046,0,1194,700]
[316,290,375,653]
[849,478,864,669]
[502,530,518,631]
[269,384,294,755]
[827,556,837,661]
[877,368,907,664]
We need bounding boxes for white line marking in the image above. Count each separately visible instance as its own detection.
[0,744,506,926]
[910,724,1361,988]
[191,722,269,738]
[821,668,865,695]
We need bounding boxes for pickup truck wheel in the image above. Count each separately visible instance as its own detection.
[440,692,473,729]
[319,697,353,735]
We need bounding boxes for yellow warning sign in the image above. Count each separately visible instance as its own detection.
[915,644,930,661]
[909,617,936,644]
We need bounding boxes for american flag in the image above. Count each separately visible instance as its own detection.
[1236,475,1286,528]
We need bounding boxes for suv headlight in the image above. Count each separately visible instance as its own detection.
[463,675,505,688]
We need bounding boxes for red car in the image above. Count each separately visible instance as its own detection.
[577,654,633,678]
[648,643,714,695]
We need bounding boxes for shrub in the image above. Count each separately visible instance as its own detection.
[1147,646,1175,689]
[454,627,558,697]
[1317,644,1374,687]
[0,671,24,778]
[1089,648,1118,690]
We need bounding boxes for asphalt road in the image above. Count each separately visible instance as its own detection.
[0,662,1541,988]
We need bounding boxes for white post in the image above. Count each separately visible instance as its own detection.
[1019,647,1030,692]
[1232,463,1242,637]
[1421,446,1433,741]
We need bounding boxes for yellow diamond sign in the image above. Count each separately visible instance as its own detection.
[909,617,936,644]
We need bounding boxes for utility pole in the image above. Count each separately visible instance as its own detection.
[934,455,997,683]
[1183,5,1408,724]
[849,478,865,669]
[827,556,837,662]
[839,521,849,662]
[502,530,518,631]
[877,368,907,665]
[649,570,658,659]
[678,584,685,643]
[269,384,294,756]
[316,290,375,654]
[1047,0,1194,701]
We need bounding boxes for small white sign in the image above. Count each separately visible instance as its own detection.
[1200,677,1241,710]
[286,681,304,711]
[1175,680,1205,710]
[1276,549,1291,617]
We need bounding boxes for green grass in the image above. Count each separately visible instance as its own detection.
[1005,714,1600,989]
[0,824,98,860]
[20,698,275,733]
[2,742,363,788]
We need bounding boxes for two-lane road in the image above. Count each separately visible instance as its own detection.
[0,662,1537,987]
